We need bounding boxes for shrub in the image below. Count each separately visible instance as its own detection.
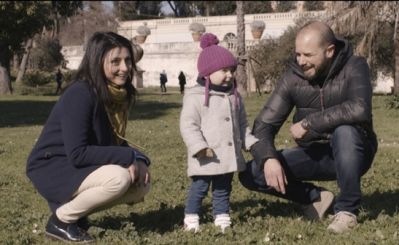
[28,38,64,72]
[386,95,399,109]
[304,1,325,11]
[21,70,53,87]
[249,25,298,87]
[63,69,78,84]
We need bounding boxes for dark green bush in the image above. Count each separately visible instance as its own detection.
[250,16,395,90]
[249,19,305,87]
[386,95,399,109]
[21,70,53,87]
[63,69,77,84]
[28,38,64,72]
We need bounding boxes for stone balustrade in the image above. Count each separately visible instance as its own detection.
[118,10,332,43]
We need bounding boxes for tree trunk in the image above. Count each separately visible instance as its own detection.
[13,54,19,71]
[0,41,12,95]
[167,1,179,16]
[204,2,211,16]
[236,1,247,96]
[0,65,11,95]
[394,12,399,95]
[16,38,33,85]
[51,15,59,39]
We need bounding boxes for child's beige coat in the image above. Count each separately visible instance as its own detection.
[180,85,258,177]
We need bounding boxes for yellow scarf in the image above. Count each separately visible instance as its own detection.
[106,83,145,151]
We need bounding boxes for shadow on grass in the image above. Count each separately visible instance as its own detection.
[0,100,56,128]
[231,198,301,220]
[362,190,399,218]
[94,205,185,234]
[0,96,181,127]
[93,199,301,234]
[130,100,181,120]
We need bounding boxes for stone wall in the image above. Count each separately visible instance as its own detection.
[61,10,394,94]
[62,11,331,90]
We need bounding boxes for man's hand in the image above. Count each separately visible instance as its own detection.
[264,158,288,194]
[290,120,308,140]
[128,160,150,186]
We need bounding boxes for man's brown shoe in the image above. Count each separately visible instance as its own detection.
[302,189,334,220]
[327,211,357,233]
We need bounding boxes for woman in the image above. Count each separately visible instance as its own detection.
[26,32,151,243]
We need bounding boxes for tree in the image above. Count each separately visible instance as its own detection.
[50,1,83,39]
[276,1,296,12]
[243,1,273,14]
[167,1,200,17]
[325,1,399,90]
[236,1,247,95]
[59,2,118,46]
[28,38,64,72]
[114,1,163,20]
[0,2,51,94]
[203,1,236,16]
[15,1,82,85]
[249,24,299,91]
[395,10,399,94]
[303,1,325,11]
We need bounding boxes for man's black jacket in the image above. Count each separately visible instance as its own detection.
[251,37,377,167]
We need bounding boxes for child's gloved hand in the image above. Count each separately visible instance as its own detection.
[195,148,215,158]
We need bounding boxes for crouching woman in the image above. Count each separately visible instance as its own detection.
[26,32,151,243]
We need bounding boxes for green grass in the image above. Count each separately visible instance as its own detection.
[1,87,399,244]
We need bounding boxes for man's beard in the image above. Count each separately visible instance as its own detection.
[304,61,330,82]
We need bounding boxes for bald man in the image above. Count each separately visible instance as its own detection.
[239,21,377,233]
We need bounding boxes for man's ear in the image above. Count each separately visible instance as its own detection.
[326,44,335,58]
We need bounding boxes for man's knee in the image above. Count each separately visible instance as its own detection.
[332,125,360,144]
[331,126,370,173]
[238,163,259,191]
[331,126,363,153]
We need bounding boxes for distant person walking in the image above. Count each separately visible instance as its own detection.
[160,70,168,93]
[55,68,63,95]
[178,71,186,94]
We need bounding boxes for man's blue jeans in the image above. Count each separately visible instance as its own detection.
[185,173,234,216]
[239,125,377,214]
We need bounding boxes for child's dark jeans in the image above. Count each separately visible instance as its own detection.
[185,173,234,216]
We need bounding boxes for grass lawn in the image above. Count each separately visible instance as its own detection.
[1,87,398,244]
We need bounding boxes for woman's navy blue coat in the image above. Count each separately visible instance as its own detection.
[27,82,141,212]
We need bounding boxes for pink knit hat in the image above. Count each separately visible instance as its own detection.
[197,33,238,77]
[197,33,239,107]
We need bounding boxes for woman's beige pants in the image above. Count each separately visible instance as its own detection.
[56,164,150,223]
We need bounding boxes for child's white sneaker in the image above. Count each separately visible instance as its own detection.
[183,214,200,232]
[214,214,231,232]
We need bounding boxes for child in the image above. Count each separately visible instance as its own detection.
[179,33,258,232]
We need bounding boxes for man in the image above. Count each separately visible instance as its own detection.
[239,21,377,233]
[160,70,168,93]
[178,71,186,94]
[55,68,63,95]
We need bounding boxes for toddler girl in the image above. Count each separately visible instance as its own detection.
[180,33,258,232]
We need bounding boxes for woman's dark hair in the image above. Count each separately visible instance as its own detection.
[69,32,137,106]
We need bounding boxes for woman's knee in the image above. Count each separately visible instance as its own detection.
[124,183,151,204]
[102,165,131,194]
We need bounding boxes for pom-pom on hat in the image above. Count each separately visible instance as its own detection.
[197,33,238,77]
